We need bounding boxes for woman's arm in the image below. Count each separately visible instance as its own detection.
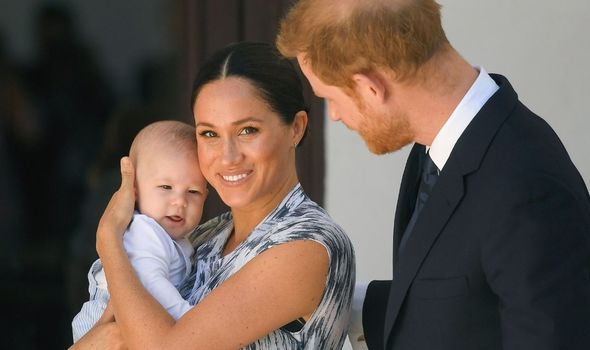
[97,300,116,324]
[70,301,120,349]
[69,321,125,350]
[97,157,330,349]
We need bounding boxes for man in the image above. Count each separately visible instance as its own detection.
[277,1,590,349]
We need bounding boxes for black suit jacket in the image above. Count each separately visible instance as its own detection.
[363,74,590,350]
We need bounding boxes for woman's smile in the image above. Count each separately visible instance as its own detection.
[220,171,251,184]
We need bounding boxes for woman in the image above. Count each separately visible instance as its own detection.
[73,42,355,349]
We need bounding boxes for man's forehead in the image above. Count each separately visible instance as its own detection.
[296,53,308,67]
[295,55,317,79]
[295,58,321,92]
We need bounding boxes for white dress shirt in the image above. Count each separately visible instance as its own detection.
[428,66,499,170]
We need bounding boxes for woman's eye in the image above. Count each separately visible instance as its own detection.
[199,130,217,138]
[159,185,172,190]
[240,126,258,135]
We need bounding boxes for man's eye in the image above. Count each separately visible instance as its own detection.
[240,126,258,135]
[199,130,216,138]
[159,185,172,190]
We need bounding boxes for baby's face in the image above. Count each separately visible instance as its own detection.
[135,148,207,240]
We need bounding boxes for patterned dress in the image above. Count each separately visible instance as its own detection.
[178,184,355,349]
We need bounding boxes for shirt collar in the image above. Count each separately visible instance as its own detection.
[428,66,499,171]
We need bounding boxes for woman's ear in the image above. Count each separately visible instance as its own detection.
[352,71,388,105]
[292,110,308,147]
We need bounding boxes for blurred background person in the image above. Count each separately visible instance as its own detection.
[22,3,115,246]
[0,29,33,272]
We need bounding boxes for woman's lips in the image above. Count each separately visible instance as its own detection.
[219,171,252,185]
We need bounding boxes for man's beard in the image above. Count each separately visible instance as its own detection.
[357,102,414,155]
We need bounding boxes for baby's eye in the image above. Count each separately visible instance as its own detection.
[188,189,201,195]
[240,126,258,135]
[158,185,172,190]
[199,130,217,138]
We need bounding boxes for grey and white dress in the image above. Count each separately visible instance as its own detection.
[178,184,355,349]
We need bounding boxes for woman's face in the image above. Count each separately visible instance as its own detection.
[193,77,305,212]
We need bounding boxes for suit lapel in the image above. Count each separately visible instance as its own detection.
[383,74,519,347]
[384,165,465,345]
[392,144,425,262]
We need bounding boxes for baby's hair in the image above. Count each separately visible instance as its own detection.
[129,120,197,166]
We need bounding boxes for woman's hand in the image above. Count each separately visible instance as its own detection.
[96,157,136,257]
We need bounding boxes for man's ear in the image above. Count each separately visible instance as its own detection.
[352,71,389,104]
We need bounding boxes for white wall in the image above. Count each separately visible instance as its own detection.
[327,0,590,300]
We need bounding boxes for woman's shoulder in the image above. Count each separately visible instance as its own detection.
[268,194,354,254]
[291,195,347,232]
[276,185,342,228]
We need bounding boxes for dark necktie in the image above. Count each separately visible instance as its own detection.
[398,152,439,254]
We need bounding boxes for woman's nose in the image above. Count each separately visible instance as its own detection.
[221,138,243,165]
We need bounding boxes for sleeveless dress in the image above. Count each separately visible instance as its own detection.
[177,184,355,349]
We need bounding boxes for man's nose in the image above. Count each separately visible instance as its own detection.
[327,102,340,121]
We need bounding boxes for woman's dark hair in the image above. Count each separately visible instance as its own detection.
[191,41,309,144]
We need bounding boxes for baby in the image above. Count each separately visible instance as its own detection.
[72,120,207,342]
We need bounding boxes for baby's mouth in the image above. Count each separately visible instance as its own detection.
[167,215,183,223]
